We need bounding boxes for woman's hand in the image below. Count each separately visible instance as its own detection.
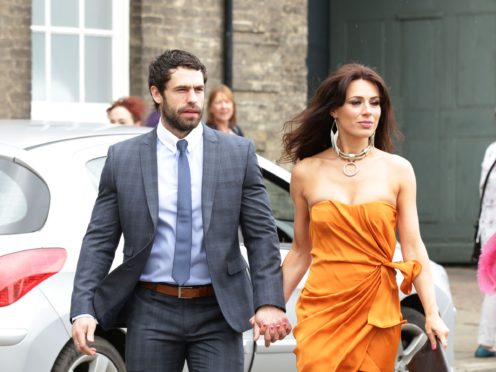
[425,312,449,350]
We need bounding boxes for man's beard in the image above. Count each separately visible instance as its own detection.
[161,102,203,133]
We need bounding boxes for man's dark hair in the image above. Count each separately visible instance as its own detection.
[148,49,207,108]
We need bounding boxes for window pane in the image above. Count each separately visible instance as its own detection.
[85,0,112,29]
[85,36,112,103]
[0,159,50,234]
[32,0,45,26]
[0,169,28,227]
[51,34,79,102]
[32,32,46,100]
[51,0,78,27]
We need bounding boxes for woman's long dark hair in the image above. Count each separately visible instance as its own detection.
[281,63,401,163]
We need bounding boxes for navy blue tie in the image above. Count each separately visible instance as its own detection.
[172,139,192,285]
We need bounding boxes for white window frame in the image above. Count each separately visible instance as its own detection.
[31,0,129,123]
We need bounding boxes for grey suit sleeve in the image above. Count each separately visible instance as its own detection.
[240,141,285,311]
[70,145,123,319]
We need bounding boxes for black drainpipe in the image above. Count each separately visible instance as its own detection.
[223,0,233,88]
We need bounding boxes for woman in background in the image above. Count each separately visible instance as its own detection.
[474,108,496,358]
[107,96,146,126]
[206,84,244,136]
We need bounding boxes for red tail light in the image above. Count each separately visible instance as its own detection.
[0,248,67,307]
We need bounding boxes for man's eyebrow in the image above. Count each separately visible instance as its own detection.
[174,84,204,89]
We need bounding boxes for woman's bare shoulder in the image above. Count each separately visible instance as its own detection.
[379,152,413,170]
[292,151,330,179]
[383,153,416,182]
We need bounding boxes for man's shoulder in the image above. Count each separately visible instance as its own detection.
[208,127,251,147]
[111,129,156,151]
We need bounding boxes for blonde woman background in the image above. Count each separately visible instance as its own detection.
[206,84,244,136]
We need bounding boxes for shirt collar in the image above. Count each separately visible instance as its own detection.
[157,121,203,154]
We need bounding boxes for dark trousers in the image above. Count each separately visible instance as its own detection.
[125,285,243,372]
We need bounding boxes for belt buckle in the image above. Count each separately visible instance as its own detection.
[177,286,193,299]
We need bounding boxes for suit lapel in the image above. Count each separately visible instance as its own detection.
[202,125,219,234]
[140,129,159,227]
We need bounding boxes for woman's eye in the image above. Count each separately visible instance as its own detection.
[350,100,361,105]
[370,100,380,106]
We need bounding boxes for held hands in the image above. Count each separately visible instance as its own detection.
[72,316,98,356]
[250,305,292,347]
[425,312,449,350]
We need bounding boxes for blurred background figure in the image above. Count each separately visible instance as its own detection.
[107,96,146,126]
[206,84,244,136]
[144,109,160,127]
[475,107,496,358]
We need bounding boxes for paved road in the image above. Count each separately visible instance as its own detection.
[446,266,496,372]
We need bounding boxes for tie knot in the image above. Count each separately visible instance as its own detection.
[177,139,188,153]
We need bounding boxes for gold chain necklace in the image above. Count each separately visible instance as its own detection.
[334,141,372,177]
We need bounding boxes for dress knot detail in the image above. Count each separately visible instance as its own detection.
[367,260,422,328]
[384,260,422,295]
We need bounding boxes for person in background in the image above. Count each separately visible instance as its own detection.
[107,96,146,126]
[206,84,244,136]
[144,109,160,127]
[280,63,449,371]
[474,107,496,358]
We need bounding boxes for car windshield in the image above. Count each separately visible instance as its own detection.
[86,157,107,189]
[264,173,294,242]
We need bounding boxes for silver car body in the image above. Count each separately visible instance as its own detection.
[0,121,455,371]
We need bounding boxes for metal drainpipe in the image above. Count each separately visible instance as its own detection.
[223,0,233,88]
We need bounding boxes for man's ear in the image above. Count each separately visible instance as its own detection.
[150,86,163,105]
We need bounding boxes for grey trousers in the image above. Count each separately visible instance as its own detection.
[125,285,243,372]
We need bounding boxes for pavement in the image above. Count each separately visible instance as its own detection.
[446,266,496,372]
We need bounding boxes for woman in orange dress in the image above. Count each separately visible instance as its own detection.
[281,64,449,372]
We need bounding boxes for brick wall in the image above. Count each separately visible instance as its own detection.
[131,0,307,161]
[130,0,224,120]
[0,0,31,118]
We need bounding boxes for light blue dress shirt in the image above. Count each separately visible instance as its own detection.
[140,122,210,285]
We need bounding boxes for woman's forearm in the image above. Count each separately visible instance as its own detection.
[282,248,312,303]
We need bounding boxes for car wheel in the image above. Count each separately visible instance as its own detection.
[52,335,126,372]
[395,307,428,372]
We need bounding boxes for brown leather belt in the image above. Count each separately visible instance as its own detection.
[140,281,214,299]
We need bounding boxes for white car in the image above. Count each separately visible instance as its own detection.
[0,121,455,371]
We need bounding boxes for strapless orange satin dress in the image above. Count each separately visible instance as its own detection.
[294,200,421,372]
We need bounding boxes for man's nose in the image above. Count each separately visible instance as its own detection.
[187,89,198,103]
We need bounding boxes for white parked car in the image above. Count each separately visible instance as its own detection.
[0,121,455,371]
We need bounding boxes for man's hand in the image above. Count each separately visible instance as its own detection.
[250,305,292,347]
[72,316,98,356]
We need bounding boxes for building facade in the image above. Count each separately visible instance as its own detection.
[0,0,308,161]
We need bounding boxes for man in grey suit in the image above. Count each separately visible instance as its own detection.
[70,49,290,371]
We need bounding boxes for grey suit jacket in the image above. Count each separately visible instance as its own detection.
[70,124,285,332]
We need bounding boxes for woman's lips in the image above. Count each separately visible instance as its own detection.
[359,121,373,129]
